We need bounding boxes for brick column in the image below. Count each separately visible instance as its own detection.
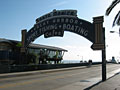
[21,29,27,53]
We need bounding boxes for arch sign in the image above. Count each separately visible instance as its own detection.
[21,9,106,81]
[21,9,105,51]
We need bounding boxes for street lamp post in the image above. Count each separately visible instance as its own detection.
[110,30,120,64]
[110,30,120,36]
[77,55,83,62]
[110,31,115,33]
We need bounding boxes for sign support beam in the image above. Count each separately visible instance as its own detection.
[102,28,106,81]
[92,16,106,81]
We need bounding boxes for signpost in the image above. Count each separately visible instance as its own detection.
[21,9,106,81]
[102,28,106,81]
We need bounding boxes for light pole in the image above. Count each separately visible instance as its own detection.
[110,30,120,64]
[110,31,120,36]
[77,55,83,62]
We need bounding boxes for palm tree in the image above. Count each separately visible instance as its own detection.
[106,0,120,27]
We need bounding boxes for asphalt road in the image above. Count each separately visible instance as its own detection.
[0,64,120,90]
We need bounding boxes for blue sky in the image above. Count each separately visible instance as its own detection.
[0,0,120,61]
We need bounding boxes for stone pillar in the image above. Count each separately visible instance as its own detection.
[20,29,27,64]
[91,16,104,50]
[93,16,104,44]
[21,29,27,53]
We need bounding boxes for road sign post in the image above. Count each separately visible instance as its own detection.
[92,16,106,81]
[102,28,106,81]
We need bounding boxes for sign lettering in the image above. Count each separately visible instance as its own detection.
[25,9,96,47]
[36,9,77,23]
[44,30,64,38]
[26,15,94,46]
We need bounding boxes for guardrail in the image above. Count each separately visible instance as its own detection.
[1,62,113,73]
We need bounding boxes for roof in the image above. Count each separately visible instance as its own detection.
[29,44,67,51]
[0,38,67,51]
[0,39,14,45]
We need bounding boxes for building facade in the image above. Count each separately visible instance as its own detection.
[0,38,67,65]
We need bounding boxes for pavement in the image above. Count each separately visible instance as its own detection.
[55,68,120,90]
[0,65,120,90]
[86,72,120,90]
[0,65,88,78]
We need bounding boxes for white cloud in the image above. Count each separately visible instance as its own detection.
[50,1,68,7]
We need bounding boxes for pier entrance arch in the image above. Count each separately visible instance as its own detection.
[21,9,106,81]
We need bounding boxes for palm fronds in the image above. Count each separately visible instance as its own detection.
[106,0,120,27]
[106,0,120,16]
[113,11,120,26]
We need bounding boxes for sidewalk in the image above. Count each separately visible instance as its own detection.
[85,72,120,90]
[57,71,120,90]
[55,68,120,90]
